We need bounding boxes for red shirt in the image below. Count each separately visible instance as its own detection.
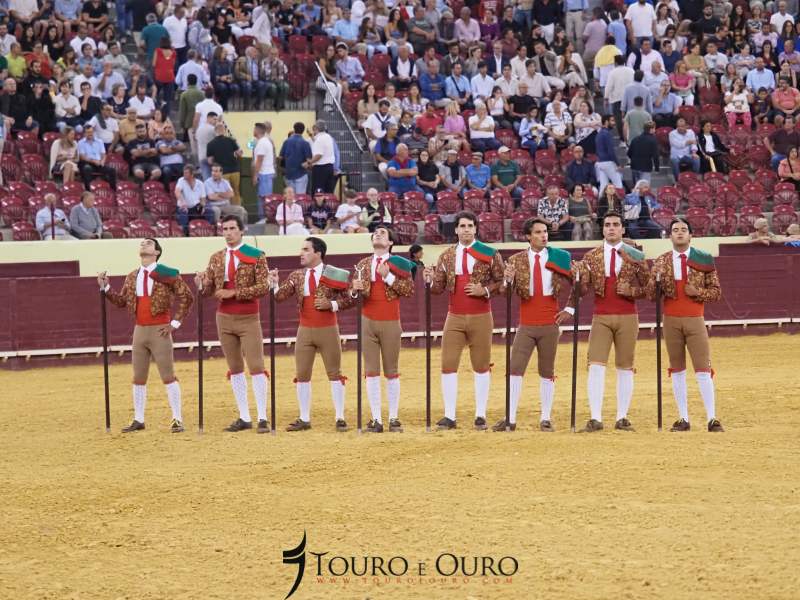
[594,245,636,315]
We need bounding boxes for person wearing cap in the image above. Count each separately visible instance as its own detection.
[491,146,524,203]
[335,43,365,91]
[465,151,491,192]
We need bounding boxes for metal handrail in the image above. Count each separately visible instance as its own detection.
[312,60,365,153]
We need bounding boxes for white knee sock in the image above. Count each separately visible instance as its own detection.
[587,364,606,422]
[386,377,400,420]
[441,372,458,420]
[251,373,268,422]
[509,375,523,424]
[165,381,181,421]
[616,369,634,420]
[540,377,555,422]
[696,371,716,421]
[297,381,311,422]
[133,384,147,423]
[671,370,689,421]
[330,379,345,420]
[474,371,490,419]
[366,376,382,423]
[230,372,251,422]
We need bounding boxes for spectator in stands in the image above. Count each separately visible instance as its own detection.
[777,146,800,189]
[703,41,728,78]
[468,102,501,152]
[205,164,249,225]
[595,114,624,192]
[92,61,126,102]
[455,6,481,51]
[494,63,518,98]
[386,143,420,196]
[624,179,661,239]
[127,122,162,182]
[507,82,535,132]
[176,50,208,92]
[660,38,681,74]
[417,148,441,209]
[623,96,650,145]
[69,191,111,239]
[624,0,656,48]
[565,145,597,192]
[156,123,186,183]
[627,121,659,184]
[335,42,365,92]
[470,61,494,103]
[140,14,168,63]
[361,187,391,232]
[175,164,214,234]
[106,43,130,79]
[263,46,290,111]
[491,146,523,203]
[307,120,336,194]
[78,124,116,188]
[306,194,336,234]
[439,148,467,196]
[232,46,265,111]
[37,193,77,240]
[77,80,102,124]
[335,190,368,233]
[359,16,389,58]
[669,117,700,179]
[251,121,275,222]
[207,121,243,206]
[752,87,775,127]
[651,79,680,127]
[356,84,379,129]
[364,99,397,151]
[0,77,30,132]
[643,60,669,97]
[388,44,417,91]
[275,187,310,235]
[50,126,79,183]
[152,36,177,113]
[771,76,800,120]
[29,81,55,133]
[408,244,424,277]
[697,120,731,174]
[163,5,188,65]
[373,122,399,177]
[147,106,173,142]
[537,185,571,241]
[746,57,776,93]
[519,105,549,158]
[464,151,491,193]
[749,217,782,245]
[568,184,596,241]
[87,104,120,150]
[128,83,156,120]
[126,63,155,102]
[519,58,552,98]
[621,70,653,123]
[605,56,633,138]
[531,40,566,91]
[209,46,237,111]
[177,74,203,155]
[766,115,800,169]
[416,103,443,138]
[420,61,449,108]
[572,100,600,154]
[544,99,574,152]
[486,86,511,130]
[597,183,624,224]
[487,40,509,77]
[280,122,313,195]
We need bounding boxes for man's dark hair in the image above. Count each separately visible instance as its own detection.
[634,95,643,106]
[254,122,267,134]
[601,113,614,126]
[669,217,693,234]
[602,210,624,226]
[643,121,654,133]
[204,86,215,99]
[145,237,162,260]
[409,243,423,259]
[614,55,625,66]
[293,121,305,134]
[306,236,327,258]
[221,214,244,230]
[207,111,218,119]
[523,217,549,236]
[187,73,197,86]
[455,210,478,228]
[634,70,644,82]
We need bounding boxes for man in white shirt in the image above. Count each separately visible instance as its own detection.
[703,41,728,76]
[69,22,97,56]
[668,117,700,179]
[364,100,397,151]
[626,38,663,73]
[274,187,309,235]
[205,164,249,224]
[162,5,188,63]
[492,217,575,432]
[770,1,794,34]
[624,0,656,46]
[510,46,529,81]
[307,120,336,194]
[192,88,224,131]
[252,121,276,223]
[494,64,519,97]
[175,50,209,91]
[36,193,77,240]
[470,61,495,102]
[0,23,17,55]
[605,55,635,138]
[335,191,367,233]
[54,80,82,128]
[519,59,552,98]
[175,165,214,233]
[196,112,218,180]
[91,61,127,100]
[128,84,157,119]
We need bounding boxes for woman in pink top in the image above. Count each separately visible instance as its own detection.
[441,100,470,152]
[670,61,696,106]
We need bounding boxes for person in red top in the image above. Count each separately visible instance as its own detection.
[647,218,724,432]
[423,212,505,430]
[196,216,271,433]
[99,238,193,433]
[350,227,415,433]
[152,36,177,112]
[492,218,575,432]
[576,211,651,433]
[270,237,355,432]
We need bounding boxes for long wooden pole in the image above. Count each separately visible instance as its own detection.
[655,273,663,431]
[570,269,581,433]
[425,278,431,432]
[269,289,276,434]
[100,289,110,432]
[197,290,204,432]
[504,277,512,431]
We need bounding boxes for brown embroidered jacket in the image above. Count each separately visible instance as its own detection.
[578,245,650,300]
[106,268,193,322]
[274,267,355,311]
[645,251,722,304]
[502,249,575,308]
[429,245,505,296]
[349,255,415,301]
[201,248,270,301]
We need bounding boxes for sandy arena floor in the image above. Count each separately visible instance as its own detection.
[0,333,798,600]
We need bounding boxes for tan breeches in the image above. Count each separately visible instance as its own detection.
[509,324,560,378]
[216,312,265,375]
[663,316,712,372]
[441,312,493,373]
[132,325,176,384]
[587,314,639,369]
[295,325,342,382]
[363,317,402,378]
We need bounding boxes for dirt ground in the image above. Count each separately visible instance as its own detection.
[0,333,798,600]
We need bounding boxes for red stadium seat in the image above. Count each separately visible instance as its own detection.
[684,207,711,236]
[702,171,726,194]
[686,183,713,209]
[711,208,738,236]
[701,103,724,124]
[61,181,85,196]
[106,153,129,181]
[14,130,41,155]
[435,191,461,214]
[155,219,184,238]
[739,205,765,233]
[477,212,503,243]
[488,190,514,218]
[772,205,799,233]
[11,220,40,241]
[678,105,699,127]
[42,131,60,157]
[0,195,27,225]
[495,129,518,149]
[510,212,530,241]
[21,154,49,182]
[716,183,741,210]
[520,192,539,215]
[392,215,418,245]
[463,190,487,214]
[754,168,778,195]
[378,192,397,214]
[517,175,540,191]
[34,180,60,198]
[652,208,675,232]
[189,220,216,237]
[656,186,682,213]
[149,199,176,220]
[104,226,129,239]
[1,154,22,182]
[677,172,701,197]
[424,214,444,243]
[728,169,751,189]
[403,193,428,220]
[772,182,798,206]
[61,194,82,215]
[740,182,768,210]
